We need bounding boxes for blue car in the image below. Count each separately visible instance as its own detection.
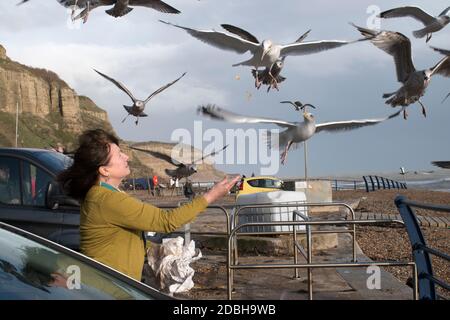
[0,148,80,250]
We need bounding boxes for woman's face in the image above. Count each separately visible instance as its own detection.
[101,143,130,181]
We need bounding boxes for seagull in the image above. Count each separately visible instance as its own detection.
[431,47,450,103]
[94,69,186,125]
[431,161,450,169]
[221,25,311,91]
[17,0,180,23]
[198,104,404,165]
[130,144,228,180]
[280,100,316,111]
[160,20,361,88]
[353,23,450,119]
[379,6,450,42]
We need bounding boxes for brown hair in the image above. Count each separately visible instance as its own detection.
[57,129,119,201]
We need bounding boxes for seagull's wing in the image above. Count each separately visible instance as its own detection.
[431,46,450,56]
[431,56,450,77]
[280,39,351,57]
[130,146,183,166]
[294,29,311,43]
[221,24,259,44]
[94,69,137,103]
[439,6,450,17]
[193,145,228,164]
[129,0,180,14]
[160,20,260,54]
[431,161,450,169]
[315,108,403,134]
[199,104,297,128]
[352,24,415,83]
[379,6,436,25]
[144,72,186,103]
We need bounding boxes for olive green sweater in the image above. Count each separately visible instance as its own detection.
[80,185,208,281]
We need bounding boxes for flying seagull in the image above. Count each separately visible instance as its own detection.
[379,6,450,42]
[353,23,450,119]
[130,144,228,180]
[431,161,450,169]
[198,104,404,165]
[160,20,362,88]
[17,0,180,23]
[94,69,186,125]
[221,24,311,91]
[431,47,450,103]
[280,100,316,111]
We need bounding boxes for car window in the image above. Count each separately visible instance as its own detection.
[0,227,162,300]
[21,162,53,207]
[0,157,21,206]
[34,151,73,174]
[247,179,282,189]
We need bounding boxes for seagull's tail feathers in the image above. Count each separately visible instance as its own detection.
[263,130,291,151]
[105,6,133,17]
[165,169,178,178]
[413,28,428,39]
[382,91,396,99]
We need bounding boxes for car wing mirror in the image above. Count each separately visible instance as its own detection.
[45,181,79,209]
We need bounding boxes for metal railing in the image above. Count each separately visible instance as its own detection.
[227,218,417,300]
[232,202,358,263]
[363,175,407,192]
[395,195,450,300]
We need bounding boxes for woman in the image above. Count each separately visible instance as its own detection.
[58,129,239,281]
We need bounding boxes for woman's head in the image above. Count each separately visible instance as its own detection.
[57,129,129,200]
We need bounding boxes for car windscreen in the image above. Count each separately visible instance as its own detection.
[0,227,161,300]
[34,151,73,174]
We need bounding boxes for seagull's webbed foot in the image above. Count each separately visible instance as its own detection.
[426,33,432,43]
[403,108,408,120]
[135,117,139,126]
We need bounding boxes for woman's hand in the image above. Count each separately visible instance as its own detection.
[203,175,241,204]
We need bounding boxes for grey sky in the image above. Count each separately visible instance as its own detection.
[0,0,449,178]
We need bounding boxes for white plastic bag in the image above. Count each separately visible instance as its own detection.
[147,236,202,293]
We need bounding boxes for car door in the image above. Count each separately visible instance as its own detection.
[0,155,64,243]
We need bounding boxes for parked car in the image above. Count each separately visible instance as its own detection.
[0,221,171,300]
[0,148,80,250]
[236,176,284,197]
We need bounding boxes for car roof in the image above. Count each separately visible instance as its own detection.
[244,176,280,181]
[0,221,173,300]
[0,147,54,155]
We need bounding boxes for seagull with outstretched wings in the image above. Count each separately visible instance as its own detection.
[353,23,450,119]
[199,104,404,165]
[130,145,228,180]
[160,20,364,89]
[379,6,450,42]
[94,69,186,125]
[17,0,180,23]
